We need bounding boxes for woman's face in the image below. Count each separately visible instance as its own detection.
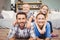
[40,6,48,14]
[36,14,46,27]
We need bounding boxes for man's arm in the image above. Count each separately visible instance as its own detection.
[9,37,15,40]
[26,16,33,29]
[29,37,34,40]
[29,24,36,40]
[7,26,16,40]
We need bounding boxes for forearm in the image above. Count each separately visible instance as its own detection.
[8,27,16,40]
[37,26,45,34]
[39,27,46,34]
[26,21,31,29]
[42,26,46,33]
[40,22,47,34]
[9,37,15,40]
[29,16,33,22]
[39,30,45,34]
[29,37,35,40]
[26,16,33,28]
[36,38,41,40]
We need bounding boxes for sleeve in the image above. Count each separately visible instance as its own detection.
[7,25,17,39]
[46,22,51,38]
[29,23,36,39]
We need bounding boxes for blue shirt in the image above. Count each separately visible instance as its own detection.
[32,22,51,39]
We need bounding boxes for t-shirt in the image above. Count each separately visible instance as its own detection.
[32,22,51,39]
[7,25,36,39]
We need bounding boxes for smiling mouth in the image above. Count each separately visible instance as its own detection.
[18,22,24,25]
[39,22,44,23]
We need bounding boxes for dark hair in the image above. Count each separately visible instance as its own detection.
[16,12,27,19]
[36,13,46,19]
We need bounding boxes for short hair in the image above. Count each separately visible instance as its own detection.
[22,3,30,8]
[16,12,27,19]
[23,3,29,5]
[36,12,46,19]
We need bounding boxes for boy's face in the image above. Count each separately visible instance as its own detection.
[22,4,30,13]
[36,14,46,27]
[16,14,27,28]
[40,6,48,14]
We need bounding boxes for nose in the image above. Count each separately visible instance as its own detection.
[20,19,23,22]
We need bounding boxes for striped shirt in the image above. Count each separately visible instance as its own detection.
[7,25,36,39]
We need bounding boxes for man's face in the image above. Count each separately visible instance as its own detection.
[16,14,27,27]
[36,14,45,27]
[22,4,30,13]
[40,6,48,14]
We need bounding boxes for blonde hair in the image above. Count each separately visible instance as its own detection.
[36,12,46,19]
[39,4,49,18]
[22,3,30,8]
[40,4,49,11]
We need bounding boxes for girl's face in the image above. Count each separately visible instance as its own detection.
[40,6,48,14]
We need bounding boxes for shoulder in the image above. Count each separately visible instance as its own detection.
[10,24,18,31]
[46,22,50,26]
[46,22,50,28]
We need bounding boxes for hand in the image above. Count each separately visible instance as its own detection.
[13,20,18,27]
[29,16,33,22]
[26,21,31,29]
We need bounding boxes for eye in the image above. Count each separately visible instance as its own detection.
[42,18,45,20]
[18,18,21,20]
[38,18,45,20]
[22,18,25,19]
[39,18,41,19]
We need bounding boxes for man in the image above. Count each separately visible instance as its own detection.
[32,13,51,40]
[13,4,33,28]
[7,12,35,40]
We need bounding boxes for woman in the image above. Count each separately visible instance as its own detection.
[32,13,51,40]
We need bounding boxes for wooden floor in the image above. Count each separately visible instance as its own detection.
[0,28,60,40]
[0,28,9,40]
[51,29,60,40]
